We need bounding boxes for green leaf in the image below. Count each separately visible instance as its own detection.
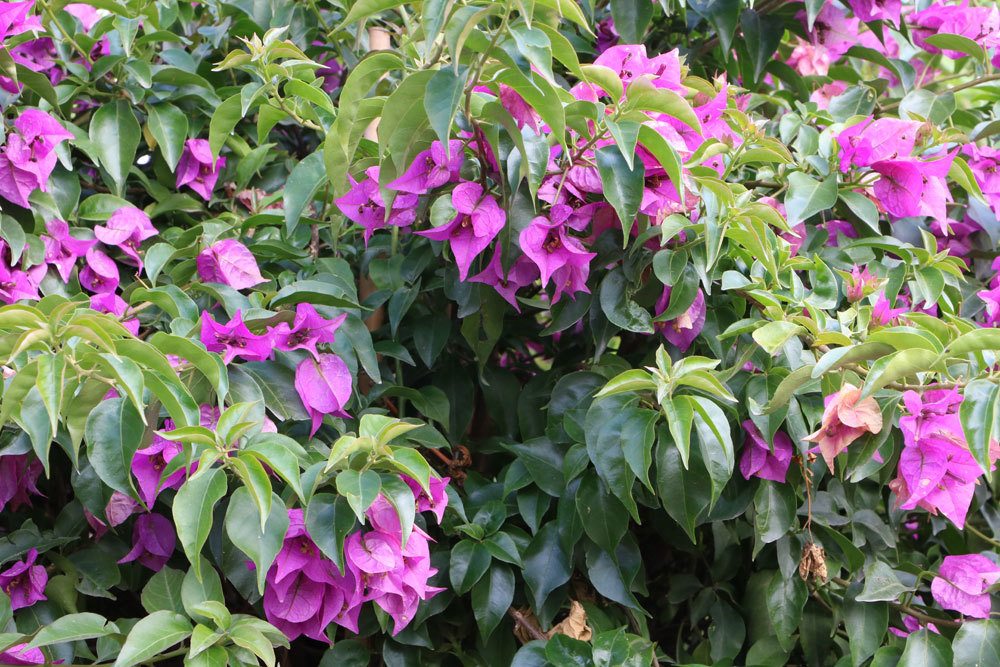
[146,103,189,171]
[336,0,406,28]
[89,101,141,197]
[335,469,382,522]
[656,431,712,542]
[843,587,888,667]
[534,0,593,34]
[699,0,740,52]
[84,397,145,498]
[144,370,201,429]
[522,523,571,612]
[114,611,192,667]
[599,268,653,334]
[378,69,437,182]
[580,64,624,101]
[839,191,880,232]
[26,612,114,648]
[923,33,987,62]
[752,321,804,355]
[689,396,734,505]
[140,567,185,614]
[637,125,685,208]
[471,563,515,641]
[181,559,225,624]
[449,539,492,594]
[97,353,147,421]
[576,470,628,554]
[283,151,327,234]
[945,328,1000,356]
[740,9,783,84]
[767,573,808,653]
[596,145,645,243]
[610,0,653,44]
[625,78,700,132]
[753,481,795,546]
[186,646,227,667]
[148,333,229,401]
[230,453,274,529]
[785,172,838,224]
[959,379,1000,475]
[34,352,66,436]
[387,447,433,494]
[546,634,594,666]
[270,279,361,310]
[15,62,59,108]
[594,369,656,398]
[860,348,942,399]
[898,89,956,124]
[898,629,952,667]
[857,561,912,602]
[225,489,289,595]
[173,467,228,579]
[305,493,358,573]
[244,433,305,503]
[208,93,242,159]
[952,620,1000,667]
[326,52,404,195]
[828,85,878,123]
[425,67,467,152]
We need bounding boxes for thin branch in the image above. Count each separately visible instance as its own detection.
[508,608,547,642]
[882,73,1000,112]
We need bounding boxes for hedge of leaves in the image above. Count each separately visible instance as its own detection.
[1,0,1000,665]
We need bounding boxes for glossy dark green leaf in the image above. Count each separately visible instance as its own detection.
[225,488,289,595]
[523,523,571,612]
[173,467,227,579]
[898,629,952,667]
[472,563,515,641]
[89,101,140,196]
[305,493,358,573]
[450,539,492,595]
[767,573,807,652]
[952,620,1000,667]
[84,397,145,498]
[146,103,188,171]
[283,151,327,234]
[595,145,645,242]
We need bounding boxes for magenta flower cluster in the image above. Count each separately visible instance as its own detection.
[332,43,723,350]
[889,390,999,528]
[263,476,448,641]
[201,303,350,434]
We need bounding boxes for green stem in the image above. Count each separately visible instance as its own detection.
[883,73,1000,112]
[39,0,93,66]
[966,524,1000,549]
[57,647,188,667]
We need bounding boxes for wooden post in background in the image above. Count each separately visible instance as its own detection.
[359,26,391,334]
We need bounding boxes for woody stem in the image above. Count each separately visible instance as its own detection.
[508,607,547,642]
[829,577,961,628]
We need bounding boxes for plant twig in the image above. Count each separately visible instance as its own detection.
[508,608,547,642]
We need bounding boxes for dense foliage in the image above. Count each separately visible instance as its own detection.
[0,0,999,665]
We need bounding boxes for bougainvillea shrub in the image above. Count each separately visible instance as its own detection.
[1,0,1000,664]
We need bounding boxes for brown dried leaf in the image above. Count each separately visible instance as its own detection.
[798,542,828,582]
[546,600,592,641]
